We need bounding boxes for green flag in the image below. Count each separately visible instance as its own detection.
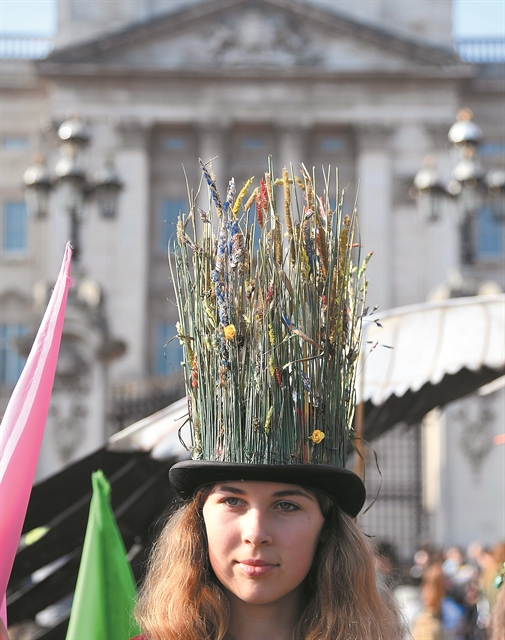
[66,470,141,640]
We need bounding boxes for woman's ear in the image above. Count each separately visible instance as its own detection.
[318,528,328,544]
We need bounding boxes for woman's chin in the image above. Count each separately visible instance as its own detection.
[225,583,302,608]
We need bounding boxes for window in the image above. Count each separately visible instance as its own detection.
[160,199,186,252]
[2,137,30,150]
[3,201,27,252]
[241,136,264,151]
[480,142,505,157]
[0,324,27,385]
[320,136,346,152]
[154,322,182,375]
[476,205,504,260]
[162,135,187,150]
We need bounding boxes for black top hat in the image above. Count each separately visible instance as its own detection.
[169,159,369,517]
[170,461,365,518]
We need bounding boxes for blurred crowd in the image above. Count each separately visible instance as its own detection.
[376,541,505,640]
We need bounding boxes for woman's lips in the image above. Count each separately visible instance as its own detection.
[237,559,277,577]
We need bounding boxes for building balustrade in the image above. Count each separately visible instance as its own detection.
[0,36,504,64]
[454,38,505,64]
[0,35,54,60]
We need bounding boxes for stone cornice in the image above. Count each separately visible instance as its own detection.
[36,61,475,81]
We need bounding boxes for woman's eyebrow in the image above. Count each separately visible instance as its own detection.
[271,489,314,500]
[214,486,314,500]
[216,485,246,494]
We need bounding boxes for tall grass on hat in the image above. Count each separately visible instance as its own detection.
[169,157,371,517]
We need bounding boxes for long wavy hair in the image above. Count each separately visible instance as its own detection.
[135,487,404,640]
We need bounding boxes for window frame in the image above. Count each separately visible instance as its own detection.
[2,200,28,254]
[0,323,27,386]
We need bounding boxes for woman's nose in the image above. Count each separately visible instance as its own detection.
[241,509,273,546]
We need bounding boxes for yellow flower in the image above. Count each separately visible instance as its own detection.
[309,429,325,444]
[223,324,236,340]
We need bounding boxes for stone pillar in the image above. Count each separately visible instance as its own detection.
[112,120,151,376]
[277,124,308,178]
[197,122,229,213]
[355,125,394,311]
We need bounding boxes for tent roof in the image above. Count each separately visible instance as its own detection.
[109,294,505,450]
[358,294,504,405]
[359,294,505,439]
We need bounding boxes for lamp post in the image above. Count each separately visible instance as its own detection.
[23,116,123,262]
[411,109,504,265]
[20,117,128,478]
[485,167,505,221]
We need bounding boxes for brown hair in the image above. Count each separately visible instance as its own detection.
[420,562,446,613]
[490,582,505,640]
[135,488,404,640]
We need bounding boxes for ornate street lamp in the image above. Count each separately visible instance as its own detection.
[23,116,123,261]
[23,156,52,219]
[485,167,505,221]
[411,156,447,222]
[93,163,124,219]
[411,109,504,265]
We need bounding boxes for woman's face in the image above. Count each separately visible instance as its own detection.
[202,481,325,606]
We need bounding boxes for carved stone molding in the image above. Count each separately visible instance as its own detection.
[49,399,87,463]
[457,397,495,480]
[52,338,91,393]
[355,124,394,151]
[194,7,321,69]
[425,123,453,150]
[116,119,151,149]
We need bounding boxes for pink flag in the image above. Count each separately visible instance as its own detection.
[0,243,73,622]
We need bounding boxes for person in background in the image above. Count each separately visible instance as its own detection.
[489,564,505,640]
[412,562,446,640]
[488,544,505,608]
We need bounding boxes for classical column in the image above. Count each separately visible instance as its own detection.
[112,120,151,376]
[277,124,308,177]
[355,125,394,310]
[197,122,229,213]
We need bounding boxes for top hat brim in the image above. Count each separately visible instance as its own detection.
[169,461,366,518]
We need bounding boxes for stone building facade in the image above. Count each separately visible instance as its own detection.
[1,0,503,557]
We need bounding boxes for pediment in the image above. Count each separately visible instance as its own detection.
[44,0,463,75]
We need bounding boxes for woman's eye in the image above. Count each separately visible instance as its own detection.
[223,497,242,507]
[276,501,299,511]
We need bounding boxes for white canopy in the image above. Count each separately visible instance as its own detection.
[109,294,505,455]
[108,396,190,460]
[357,294,505,406]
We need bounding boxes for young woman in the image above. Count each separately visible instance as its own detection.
[411,562,447,640]
[131,163,405,639]
[133,478,404,640]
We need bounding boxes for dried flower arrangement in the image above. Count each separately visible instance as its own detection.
[171,157,370,469]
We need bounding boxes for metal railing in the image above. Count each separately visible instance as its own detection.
[454,38,505,64]
[0,35,54,60]
[110,373,186,434]
[1,34,503,65]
